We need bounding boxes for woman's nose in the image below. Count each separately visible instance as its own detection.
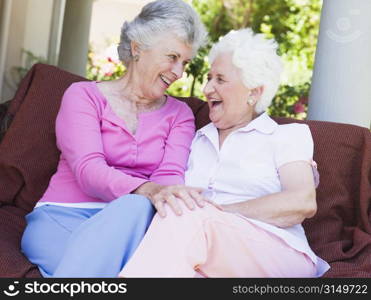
[203,80,214,96]
[172,63,184,79]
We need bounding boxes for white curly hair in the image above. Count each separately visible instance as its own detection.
[209,28,283,113]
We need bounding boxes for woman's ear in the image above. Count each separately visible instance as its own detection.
[251,86,264,101]
[130,41,140,57]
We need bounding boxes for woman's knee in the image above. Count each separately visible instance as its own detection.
[157,203,206,228]
[21,209,53,256]
[110,194,155,216]
[21,208,71,275]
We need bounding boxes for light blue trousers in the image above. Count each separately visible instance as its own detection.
[21,194,155,277]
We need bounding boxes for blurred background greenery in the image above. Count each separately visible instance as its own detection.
[86,0,322,120]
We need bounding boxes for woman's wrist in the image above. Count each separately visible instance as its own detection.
[132,181,162,199]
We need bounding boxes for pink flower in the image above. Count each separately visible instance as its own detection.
[293,102,306,114]
[101,62,115,75]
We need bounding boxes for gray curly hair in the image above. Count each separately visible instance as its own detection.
[117,0,208,66]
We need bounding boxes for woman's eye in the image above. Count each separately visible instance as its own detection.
[168,55,177,61]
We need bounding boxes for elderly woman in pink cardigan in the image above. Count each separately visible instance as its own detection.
[21,0,207,277]
[119,29,330,278]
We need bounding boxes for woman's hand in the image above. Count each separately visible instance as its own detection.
[133,182,208,217]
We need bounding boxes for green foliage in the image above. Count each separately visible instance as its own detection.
[269,82,309,119]
[252,0,321,80]
[250,0,322,118]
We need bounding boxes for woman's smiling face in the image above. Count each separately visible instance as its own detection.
[203,52,253,130]
[134,35,192,100]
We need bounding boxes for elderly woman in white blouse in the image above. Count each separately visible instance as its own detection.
[119,28,330,278]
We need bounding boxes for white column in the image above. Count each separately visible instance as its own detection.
[58,0,93,77]
[47,0,66,66]
[308,0,371,129]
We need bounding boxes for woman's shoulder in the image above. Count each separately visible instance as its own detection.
[64,81,106,100]
[272,122,313,146]
[61,81,106,113]
[271,122,315,165]
[275,122,311,137]
[66,80,96,91]
[166,96,195,116]
[63,81,102,100]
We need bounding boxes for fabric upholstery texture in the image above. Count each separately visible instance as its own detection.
[0,63,370,278]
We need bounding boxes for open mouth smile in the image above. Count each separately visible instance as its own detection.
[209,99,223,107]
[160,75,171,87]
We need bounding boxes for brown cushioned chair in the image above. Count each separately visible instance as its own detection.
[0,63,370,278]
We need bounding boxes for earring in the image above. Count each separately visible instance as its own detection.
[133,54,139,62]
[247,98,254,105]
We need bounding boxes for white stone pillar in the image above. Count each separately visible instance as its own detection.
[58,0,93,77]
[308,0,371,129]
[47,0,66,66]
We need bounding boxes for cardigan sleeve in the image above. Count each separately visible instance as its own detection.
[149,101,195,185]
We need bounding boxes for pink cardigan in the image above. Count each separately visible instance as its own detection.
[37,81,195,205]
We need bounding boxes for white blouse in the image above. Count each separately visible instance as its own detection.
[185,112,330,277]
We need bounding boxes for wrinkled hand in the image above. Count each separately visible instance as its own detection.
[133,182,209,217]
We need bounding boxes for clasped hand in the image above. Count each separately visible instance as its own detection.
[134,182,222,217]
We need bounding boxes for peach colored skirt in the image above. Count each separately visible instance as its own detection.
[119,203,316,278]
